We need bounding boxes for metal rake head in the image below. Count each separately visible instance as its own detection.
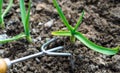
[41,38,71,56]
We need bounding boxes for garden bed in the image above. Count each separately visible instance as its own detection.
[0,0,120,73]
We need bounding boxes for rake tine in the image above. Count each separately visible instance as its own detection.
[41,38,71,56]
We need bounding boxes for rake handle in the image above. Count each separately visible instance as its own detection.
[0,59,8,73]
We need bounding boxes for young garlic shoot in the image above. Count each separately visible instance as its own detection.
[0,0,32,44]
[20,0,32,42]
[0,0,13,28]
[0,33,26,44]
[51,0,119,55]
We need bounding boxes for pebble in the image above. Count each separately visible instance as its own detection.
[44,19,55,28]
[32,28,39,33]
[33,36,41,43]
[22,66,28,72]
[48,0,53,3]
[89,64,98,71]
[36,3,46,11]
[38,22,44,26]
[36,36,42,41]
[110,7,120,19]
[111,60,120,71]
[30,14,40,21]
[0,34,9,46]
[0,49,4,54]
[112,55,120,62]
[16,8,20,12]
[0,34,8,40]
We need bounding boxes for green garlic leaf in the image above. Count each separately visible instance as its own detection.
[52,30,71,36]
[74,10,84,31]
[0,33,26,44]
[53,0,73,31]
[74,31,119,55]
[20,0,26,25]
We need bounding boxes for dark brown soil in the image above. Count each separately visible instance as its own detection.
[0,0,120,73]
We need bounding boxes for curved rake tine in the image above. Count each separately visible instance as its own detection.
[46,52,71,56]
[46,46,64,52]
[41,38,58,53]
[41,38,72,56]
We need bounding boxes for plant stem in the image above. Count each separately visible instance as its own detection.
[25,0,32,43]
[0,17,4,28]
[70,35,76,43]
[26,35,32,43]
[20,0,32,43]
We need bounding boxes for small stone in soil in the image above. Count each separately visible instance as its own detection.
[112,55,120,62]
[36,3,46,11]
[0,49,4,54]
[38,22,44,26]
[35,58,41,63]
[0,34,9,46]
[22,66,28,72]
[0,34,8,40]
[44,19,55,28]
[110,7,120,19]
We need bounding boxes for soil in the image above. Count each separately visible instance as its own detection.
[0,0,120,73]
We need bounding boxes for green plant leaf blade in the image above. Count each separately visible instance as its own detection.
[2,0,13,18]
[25,0,32,42]
[20,0,32,42]
[74,31,119,55]
[0,0,3,17]
[0,0,3,28]
[0,33,26,44]
[53,0,73,31]
[20,0,26,25]
[52,30,71,36]
[74,10,84,31]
